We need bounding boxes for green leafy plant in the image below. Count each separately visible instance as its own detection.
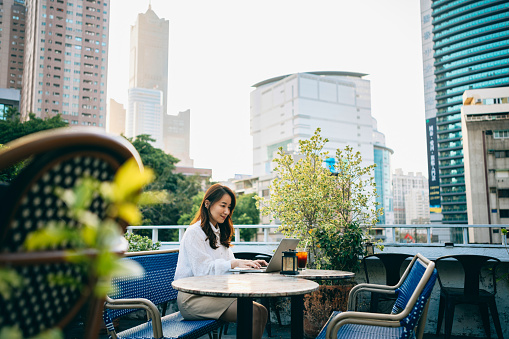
[125,232,161,252]
[256,128,381,272]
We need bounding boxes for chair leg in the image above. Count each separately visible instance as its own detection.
[436,295,445,336]
[479,303,491,339]
[370,292,380,313]
[444,302,455,339]
[488,299,504,339]
[223,323,229,335]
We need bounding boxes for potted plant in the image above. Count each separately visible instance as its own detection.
[256,128,381,337]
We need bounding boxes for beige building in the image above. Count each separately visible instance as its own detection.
[21,0,109,126]
[163,109,193,167]
[129,5,168,114]
[392,168,430,224]
[462,87,509,243]
[0,0,25,91]
[106,98,125,135]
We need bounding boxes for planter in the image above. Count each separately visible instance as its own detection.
[303,283,354,338]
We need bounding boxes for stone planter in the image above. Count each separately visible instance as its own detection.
[303,283,354,338]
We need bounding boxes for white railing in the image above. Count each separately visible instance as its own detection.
[126,224,508,247]
[127,224,281,246]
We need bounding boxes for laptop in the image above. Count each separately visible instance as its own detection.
[230,238,300,273]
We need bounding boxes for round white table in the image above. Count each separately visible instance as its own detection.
[172,274,319,339]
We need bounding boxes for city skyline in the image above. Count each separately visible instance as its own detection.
[107,0,427,181]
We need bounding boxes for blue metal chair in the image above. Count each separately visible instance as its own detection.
[362,253,413,313]
[0,127,141,339]
[316,253,437,339]
[103,250,224,339]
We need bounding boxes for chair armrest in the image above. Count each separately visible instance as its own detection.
[326,310,402,339]
[104,296,163,338]
[348,283,397,311]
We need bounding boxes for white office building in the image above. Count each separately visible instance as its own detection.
[250,71,375,176]
[126,87,163,150]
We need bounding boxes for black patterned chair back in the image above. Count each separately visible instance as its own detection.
[0,127,142,338]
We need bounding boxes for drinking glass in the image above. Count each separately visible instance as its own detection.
[296,249,308,270]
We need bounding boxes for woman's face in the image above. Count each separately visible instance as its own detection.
[207,193,232,226]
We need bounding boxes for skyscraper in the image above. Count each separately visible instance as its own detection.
[128,5,168,114]
[21,0,110,127]
[420,0,509,223]
[126,87,163,150]
[0,0,26,91]
[373,118,394,225]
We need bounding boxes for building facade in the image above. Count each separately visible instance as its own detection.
[462,87,509,244]
[0,88,20,120]
[250,71,375,177]
[106,98,125,135]
[21,0,109,126]
[420,0,509,223]
[392,168,430,225]
[0,0,26,91]
[126,87,163,149]
[373,118,394,224]
[164,109,193,167]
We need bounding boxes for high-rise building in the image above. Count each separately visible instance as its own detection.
[250,71,375,176]
[106,98,125,135]
[164,109,193,167]
[129,5,168,114]
[126,87,163,150]
[21,0,109,126]
[420,0,509,224]
[0,0,25,91]
[373,118,394,225]
[462,87,509,245]
[392,169,430,225]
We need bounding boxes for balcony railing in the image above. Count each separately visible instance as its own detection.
[127,224,508,248]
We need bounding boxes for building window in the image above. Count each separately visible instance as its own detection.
[500,210,509,218]
[494,150,509,158]
[494,130,509,139]
[499,189,509,198]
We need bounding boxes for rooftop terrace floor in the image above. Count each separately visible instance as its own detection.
[95,318,481,339]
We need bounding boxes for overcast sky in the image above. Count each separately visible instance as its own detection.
[107,0,428,181]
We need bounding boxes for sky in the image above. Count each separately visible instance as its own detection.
[107,0,428,181]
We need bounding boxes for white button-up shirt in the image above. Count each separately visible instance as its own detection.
[174,220,235,280]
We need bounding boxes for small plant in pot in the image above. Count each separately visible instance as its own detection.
[256,128,382,337]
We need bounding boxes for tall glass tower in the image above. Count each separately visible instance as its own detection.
[421,0,509,224]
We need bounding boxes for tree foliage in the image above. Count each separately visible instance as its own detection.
[232,193,260,241]
[0,110,68,182]
[256,128,381,271]
[0,109,68,145]
[127,134,203,241]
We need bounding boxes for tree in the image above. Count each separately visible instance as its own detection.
[0,111,68,145]
[232,193,260,241]
[0,111,68,182]
[127,134,202,241]
[256,128,381,271]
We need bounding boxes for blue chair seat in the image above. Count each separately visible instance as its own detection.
[116,312,222,339]
[316,311,406,339]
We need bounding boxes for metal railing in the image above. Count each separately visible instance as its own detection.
[127,224,508,248]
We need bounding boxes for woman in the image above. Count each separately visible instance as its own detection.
[175,183,268,339]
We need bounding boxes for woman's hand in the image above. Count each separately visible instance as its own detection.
[231,259,268,269]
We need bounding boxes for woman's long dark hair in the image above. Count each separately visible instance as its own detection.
[191,183,236,249]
